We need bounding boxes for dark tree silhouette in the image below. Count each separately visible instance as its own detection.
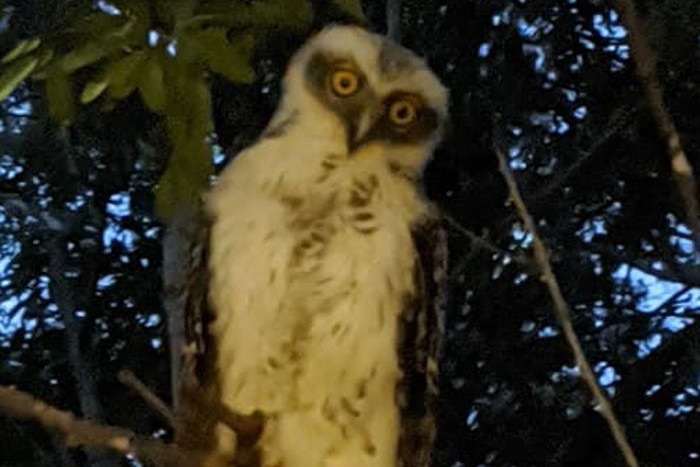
[1,1,699,466]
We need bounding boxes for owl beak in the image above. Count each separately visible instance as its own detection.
[349,103,385,152]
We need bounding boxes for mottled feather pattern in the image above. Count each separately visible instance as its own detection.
[168,25,449,467]
[397,216,448,467]
[167,208,267,466]
[163,208,219,454]
[163,209,212,393]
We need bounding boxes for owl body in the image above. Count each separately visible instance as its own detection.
[192,26,448,467]
[208,136,424,467]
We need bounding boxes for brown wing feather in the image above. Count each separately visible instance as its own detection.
[397,212,448,467]
[165,209,265,467]
[163,207,219,452]
[166,207,448,465]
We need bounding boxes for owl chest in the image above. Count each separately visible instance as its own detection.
[285,171,417,291]
[280,169,418,363]
[279,171,418,414]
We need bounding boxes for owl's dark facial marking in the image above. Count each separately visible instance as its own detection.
[305,52,440,153]
[306,52,372,147]
[351,92,439,151]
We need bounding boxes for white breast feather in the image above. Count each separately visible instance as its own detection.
[206,115,429,467]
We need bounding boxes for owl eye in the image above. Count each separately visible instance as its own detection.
[330,69,360,97]
[388,99,418,126]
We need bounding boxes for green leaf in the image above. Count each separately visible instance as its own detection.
[188,28,255,83]
[154,140,211,222]
[45,73,76,125]
[137,55,167,113]
[156,130,212,221]
[106,51,146,100]
[80,79,109,104]
[170,0,197,24]
[187,0,312,31]
[29,49,57,80]
[0,56,38,102]
[330,0,366,21]
[80,52,148,107]
[156,71,213,221]
[35,49,55,70]
[56,42,111,74]
[61,11,141,49]
[169,69,212,139]
[52,14,138,75]
[1,38,41,64]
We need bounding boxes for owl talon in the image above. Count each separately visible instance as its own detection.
[220,407,265,447]
[219,407,265,467]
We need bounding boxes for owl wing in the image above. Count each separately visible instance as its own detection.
[398,213,448,467]
[164,205,267,464]
[163,207,219,450]
[166,206,449,463]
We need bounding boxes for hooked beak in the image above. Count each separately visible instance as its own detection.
[348,103,385,152]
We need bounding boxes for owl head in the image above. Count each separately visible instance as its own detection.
[278,25,449,180]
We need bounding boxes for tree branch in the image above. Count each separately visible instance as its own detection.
[610,0,700,255]
[644,285,693,315]
[47,238,102,421]
[47,232,114,467]
[0,386,202,467]
[529,106,637,204]
[118,369,175,428]
[443,213,539,281]
[593,243,700,287]
[496,149,640,467]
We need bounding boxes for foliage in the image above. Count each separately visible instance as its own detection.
[1,0,700,466]
[0,0,323,219]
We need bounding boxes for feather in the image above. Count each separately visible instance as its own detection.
[163,207,219,453]
[165,208,266,466]
[164,24,449,467]
[397,212,448,467]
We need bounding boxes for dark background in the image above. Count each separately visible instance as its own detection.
[1,0,699,466]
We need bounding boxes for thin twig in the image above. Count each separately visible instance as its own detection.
[529,106,637,204]
[645,285,692,315]
[495,150,640,467]
[118,369,176,428]
[610,0,700,256]
[0,385,201,467]
[178,381,266,445]
[443,214,502,257]
[442,213,538,279]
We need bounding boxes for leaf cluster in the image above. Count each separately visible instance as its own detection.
[0,0,362,219]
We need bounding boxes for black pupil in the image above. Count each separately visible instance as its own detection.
[340,78,351,89]
[396,105,410,120]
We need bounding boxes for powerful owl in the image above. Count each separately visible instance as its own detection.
[166,25,449,467]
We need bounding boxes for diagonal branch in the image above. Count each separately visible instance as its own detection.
[47,238,102,422]
[645,285,693,315]
[118,369,175,428]
[496,149,640,467]
[610,0,700,255]
[592,242,700,287]
[0,386,202,467]
[529,106,637,204]
[442,213,539,281]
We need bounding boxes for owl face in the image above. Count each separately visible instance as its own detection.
[281,26,449,179]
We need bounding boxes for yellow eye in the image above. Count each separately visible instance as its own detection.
[330,70,360,97]
[388,99,418,126]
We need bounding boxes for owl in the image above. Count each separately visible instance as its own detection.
[166,25,449,467]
